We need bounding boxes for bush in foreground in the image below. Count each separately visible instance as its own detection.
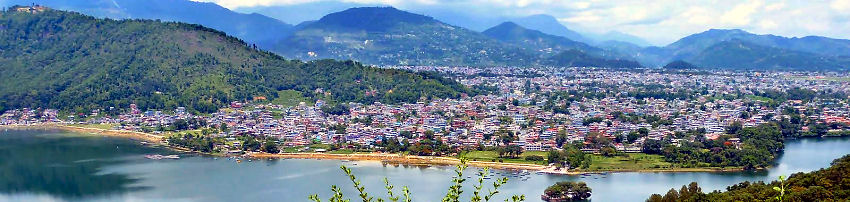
[309,158,525,202]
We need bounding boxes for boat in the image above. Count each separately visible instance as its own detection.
[145,154,179,160]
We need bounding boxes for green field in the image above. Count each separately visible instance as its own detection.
[463,150,549,165]
[582,153,674,171]
[271,90,314,107]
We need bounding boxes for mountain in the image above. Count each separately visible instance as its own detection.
[275,7,536,66]
[667,29,850,60]
[587,31,651,47]
[610,28,850,69]
[0,6,472,113]
[482,22,599,56]
[663,60,698,69]
[235,1,383,25]
[511,14,590,44]
[687,40,850,70]
[1,0,294,48]
[545,50,643,68]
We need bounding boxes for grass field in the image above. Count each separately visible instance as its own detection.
[271,90,313,107]
[582,153,674,171]
[463,150,549,165]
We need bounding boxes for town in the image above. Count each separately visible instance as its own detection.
[4,67,850,169]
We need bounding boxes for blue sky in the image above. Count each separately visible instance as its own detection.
[194,0,850,46]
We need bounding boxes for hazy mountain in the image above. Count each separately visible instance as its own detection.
[544,50,643,68]
[2,0,294,47]
[0,7,472,112]
[511,14,590,44]
[276,7,536,66]
[667,29,850,60]
[482,22,600,57]
[586,31,652,47]
[687,40,850,70]
[235,1,382,25]
[663,60,698,69]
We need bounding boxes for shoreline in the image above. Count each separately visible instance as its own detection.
[2,124,748,174]
[249,152,746,174]
[0,123,164,143]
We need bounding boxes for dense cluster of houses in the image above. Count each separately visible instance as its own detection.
[3,68,850,154]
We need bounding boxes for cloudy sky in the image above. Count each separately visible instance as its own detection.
[194,0,850,46]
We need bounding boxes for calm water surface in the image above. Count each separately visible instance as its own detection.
[2,129,849,202]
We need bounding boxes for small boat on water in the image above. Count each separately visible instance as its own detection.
[145,154,179,160]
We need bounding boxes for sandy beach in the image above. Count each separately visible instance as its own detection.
[0,124,164,143]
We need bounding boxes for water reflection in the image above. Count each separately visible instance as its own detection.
[0,130,847,202]
[0,129,154,198]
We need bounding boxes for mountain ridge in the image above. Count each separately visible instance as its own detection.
[0,7,473,113]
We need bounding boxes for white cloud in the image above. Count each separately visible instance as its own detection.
[764,2,785,12]
[721,0,763,26]
[832,0,850,11]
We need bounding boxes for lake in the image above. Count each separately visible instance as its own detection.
[1,129,849,202]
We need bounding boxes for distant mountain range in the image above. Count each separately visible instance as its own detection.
[5,0,850,70]
[482,21,598,57]
[629,29,850,70]
[275,7,537,66]
[274,7,640,67]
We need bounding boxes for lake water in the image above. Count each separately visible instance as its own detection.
[2,129,849,202]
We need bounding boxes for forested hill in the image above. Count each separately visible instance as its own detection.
[0,7,473,113]
[648,154,850,201]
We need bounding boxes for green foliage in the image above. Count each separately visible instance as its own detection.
[648,155,850,202]
[643,123,785,170]
[542,181,592,201]
[0,9,472,113]
[309,158,525,202]
[524,155,544,162]
[547,144,590,169]
[262,140,279,154]
[773,175,786,202]
[166,133,217,153]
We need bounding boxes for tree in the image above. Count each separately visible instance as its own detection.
[642,139,664,154]
[726,121,743,134]
[542,181,591,201]
[242,137,261,151]
[262,140,279,154]
[600,147,617,157]
[173,119,190,131]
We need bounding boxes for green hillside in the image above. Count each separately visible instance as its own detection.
[0,7,472,113]
[648,154,850,201]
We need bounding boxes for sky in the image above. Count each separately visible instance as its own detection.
[193,0,850,46]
